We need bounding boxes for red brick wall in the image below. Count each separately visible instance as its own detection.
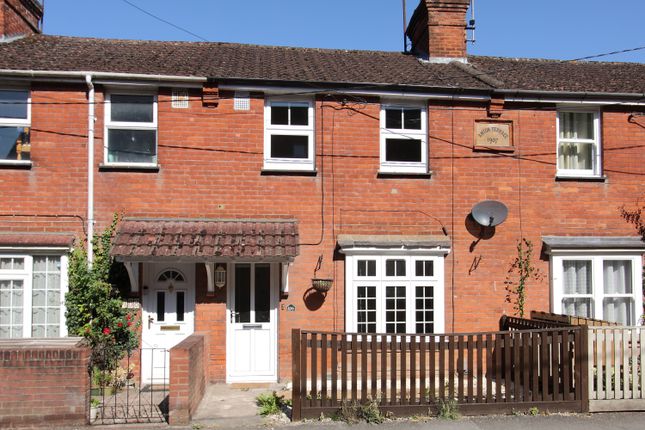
[168,333,207,425]
[0,338,90,428]
[1,83,643,382]
[0,0,42,37]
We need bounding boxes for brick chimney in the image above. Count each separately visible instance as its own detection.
[0,0,43,39]
[406,0,469,61]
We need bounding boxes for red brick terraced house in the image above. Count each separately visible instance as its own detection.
[0,0,643,384]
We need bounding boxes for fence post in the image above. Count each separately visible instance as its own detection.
[579,327,590,412]
[292,329,302,421]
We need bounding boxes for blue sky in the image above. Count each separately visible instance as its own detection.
[43,0,645,62]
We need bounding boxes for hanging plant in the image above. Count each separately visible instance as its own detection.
[312,278,333,293]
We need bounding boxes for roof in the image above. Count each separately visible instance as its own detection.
[111,218,299,261]
[542,236,645,253]
[0,232,74,247]
[337,234,451,250]
[0,34,643,95]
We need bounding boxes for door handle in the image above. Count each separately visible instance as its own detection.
[148,315,154,329]
[230,311,239,323]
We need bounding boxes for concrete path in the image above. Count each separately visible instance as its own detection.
[191,383,290,428]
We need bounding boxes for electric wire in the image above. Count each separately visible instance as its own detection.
[119,0,209,42]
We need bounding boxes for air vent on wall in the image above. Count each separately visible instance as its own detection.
[171,90,189,108]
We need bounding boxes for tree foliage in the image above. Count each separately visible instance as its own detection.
[65,214,139,371]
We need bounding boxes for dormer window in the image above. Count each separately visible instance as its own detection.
[264,98,314,171]
[380,104,427,174]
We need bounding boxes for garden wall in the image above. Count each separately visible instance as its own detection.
[0,338,90,428]
[168,332,208,425]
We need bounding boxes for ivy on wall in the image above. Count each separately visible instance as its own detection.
[505,238,542,318]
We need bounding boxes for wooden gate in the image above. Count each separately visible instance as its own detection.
[588,326,645,412]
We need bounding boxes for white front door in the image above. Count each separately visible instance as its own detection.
[141,263,195,385]
[226,263,278,382]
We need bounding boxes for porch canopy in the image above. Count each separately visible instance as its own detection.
[111,218,299,294]
[111,218,299,262]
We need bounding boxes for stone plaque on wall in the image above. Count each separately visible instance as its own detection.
[474,121,514,151]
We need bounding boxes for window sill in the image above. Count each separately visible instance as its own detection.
[555,175,607,183]
[0,160,32,169]
[99,163,160,173]
[261,169,317,177]
[377,170,432,179]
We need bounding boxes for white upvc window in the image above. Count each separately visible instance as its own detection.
[556,110,601,177]
[104,92,158,166]
[551,253,643,325]
[346,254,445,334]
[380,104,427,174]
[264,98,315,171]
[0,253,68,339]
[0,88,31,164]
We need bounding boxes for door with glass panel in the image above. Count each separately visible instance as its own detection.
[141,264,194,385]
[227,263,278,382]
[555,256,641,325]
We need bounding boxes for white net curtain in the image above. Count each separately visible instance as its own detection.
[561,259,634,324]
[558,112,594,170]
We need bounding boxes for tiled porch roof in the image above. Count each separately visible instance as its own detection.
[111,218,299,261]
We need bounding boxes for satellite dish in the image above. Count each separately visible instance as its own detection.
[471,200,508,227]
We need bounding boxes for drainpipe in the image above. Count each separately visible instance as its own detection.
[86,74,95,263]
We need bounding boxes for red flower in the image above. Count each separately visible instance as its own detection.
[102,327,111,335]
[117,322,123,328]
[126,314,131,321]
[127,321,133,327]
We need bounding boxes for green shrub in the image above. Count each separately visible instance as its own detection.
[335,398,384,424]
[65,214,140,372]
[256,391,287,416]
[436,398,460,420]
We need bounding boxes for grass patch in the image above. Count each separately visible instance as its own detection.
[436,398,460,420]
[256,391,288,416]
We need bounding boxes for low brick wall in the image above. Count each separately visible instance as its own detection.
[0,338,90,428]
[168,332,207,425]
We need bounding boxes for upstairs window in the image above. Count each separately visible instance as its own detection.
[556,110,601,177]
[0,89,30,163]
[105,93,157,165]
[264,99,314,171]
[380,105,427,174]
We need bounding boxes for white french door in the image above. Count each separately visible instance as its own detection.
[226,262,278,382]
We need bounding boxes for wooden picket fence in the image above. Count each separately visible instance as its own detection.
[588,326,645,412]
[291,327,587,420]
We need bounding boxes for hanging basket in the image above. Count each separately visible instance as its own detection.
[311,278,333,293]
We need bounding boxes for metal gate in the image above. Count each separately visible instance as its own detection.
[89,348,169,425]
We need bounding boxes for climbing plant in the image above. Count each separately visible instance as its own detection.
[505,238,542,318]
[620,203,645,320]
[65,214,139,371]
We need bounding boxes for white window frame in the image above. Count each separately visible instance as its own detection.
[551,252,643,324]
[379,103,428,174]
[345,252,445,334]
[263,98,315,171]
[0,252,69,338]
[556,108,602,178]
[0,88,31,166]
[104,91,158,167]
